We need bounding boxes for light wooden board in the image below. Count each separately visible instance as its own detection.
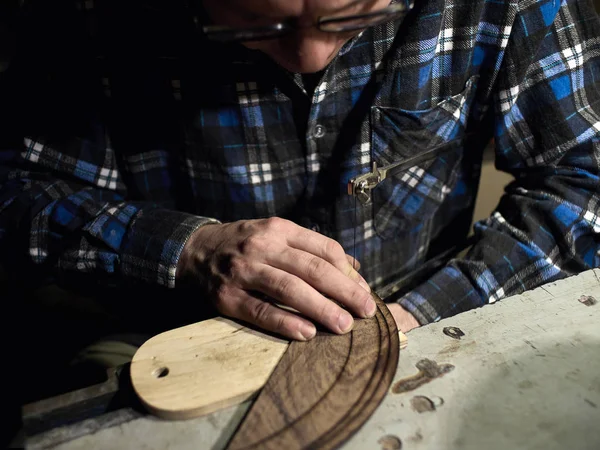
[130,316,407,420]
[130,317,288,420]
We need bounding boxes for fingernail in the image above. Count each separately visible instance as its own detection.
[364,298,377,318]
[300,323,316,340]
[338,312,354,333]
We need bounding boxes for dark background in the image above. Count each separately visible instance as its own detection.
[1,0,599,447]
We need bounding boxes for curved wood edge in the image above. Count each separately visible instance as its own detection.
[317,296,400,450]
[227,326,355,449]
[225,293,400,450]
[310,307,391,450]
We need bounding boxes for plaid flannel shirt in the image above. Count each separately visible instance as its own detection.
[1,0,599,324]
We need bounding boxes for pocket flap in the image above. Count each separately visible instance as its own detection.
[370,76,478,240]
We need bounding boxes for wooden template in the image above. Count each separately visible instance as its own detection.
[130,295,405,423]
[130,316,289,419]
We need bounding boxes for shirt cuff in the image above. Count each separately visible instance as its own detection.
[398,264,485,325]
[120,208,219,288]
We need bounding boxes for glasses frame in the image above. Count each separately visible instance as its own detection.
[201,1,414,43]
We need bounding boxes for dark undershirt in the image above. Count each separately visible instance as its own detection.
[301,70,325,97]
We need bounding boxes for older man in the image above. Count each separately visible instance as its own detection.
[1,0,599,344]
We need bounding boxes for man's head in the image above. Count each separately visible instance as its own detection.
[202,0,396,73]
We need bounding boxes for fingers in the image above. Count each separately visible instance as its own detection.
[242,217,367,290]
[265,247,375,320]
[285,226,369,290]
[218,287,317,341]
[345,254,361,271]
[249,264,361,334]
[198,217,377,340]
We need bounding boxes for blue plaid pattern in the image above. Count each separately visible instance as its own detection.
[1,0,599,324]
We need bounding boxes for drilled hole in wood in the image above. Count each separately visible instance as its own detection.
[153,367,169,378]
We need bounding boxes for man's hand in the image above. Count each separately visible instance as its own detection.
[387,303,420,333]
[177,218,375,341]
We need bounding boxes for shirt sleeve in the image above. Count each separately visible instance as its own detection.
[398,0,600,324]
[0,2,218,290]
[0,137,218,289]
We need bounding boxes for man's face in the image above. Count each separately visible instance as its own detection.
[202,0,391,73]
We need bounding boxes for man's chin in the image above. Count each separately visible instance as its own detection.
[243,40,348,74]
[270,57,333,74]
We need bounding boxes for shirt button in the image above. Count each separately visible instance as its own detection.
[310,224,320,232]
[313,125,326,139]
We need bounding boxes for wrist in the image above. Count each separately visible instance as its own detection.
[176,223,220,284]
[387,303,420,333]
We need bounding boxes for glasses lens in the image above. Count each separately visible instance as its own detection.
[319,3,412,32]
[203,23,288,42]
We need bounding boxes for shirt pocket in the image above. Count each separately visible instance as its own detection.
[370,76,478,240]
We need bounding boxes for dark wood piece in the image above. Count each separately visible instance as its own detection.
[225,293,400,450]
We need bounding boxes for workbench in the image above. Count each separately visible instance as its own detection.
[22,268,600,450]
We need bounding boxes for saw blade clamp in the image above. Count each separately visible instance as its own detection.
[347,139,466,205]
[347,158,413,205]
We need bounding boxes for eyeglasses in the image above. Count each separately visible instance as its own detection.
[201,1,414,43]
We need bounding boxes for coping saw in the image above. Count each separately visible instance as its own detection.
[347,139,475,300]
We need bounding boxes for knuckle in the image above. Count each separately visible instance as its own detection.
[316,300,334,325]
[264,216,287,232]
[305,256,327,281]
[239,234,265,254]
[349,287,370,308]
[247,299,272,324]
[324,238,345,260]
[273,314,289,334]
[238,219,257,233]
[272,275,294,300]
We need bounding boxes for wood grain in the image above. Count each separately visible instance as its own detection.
[225,293,400,450]
[315,300,399,450]
[130,316,289,419]
[130,300,406,421]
